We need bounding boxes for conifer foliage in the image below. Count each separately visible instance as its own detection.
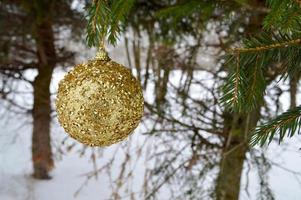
[86,0,134,46]
[221,0,301,145]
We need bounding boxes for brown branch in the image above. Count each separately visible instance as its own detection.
[229,38,301,54]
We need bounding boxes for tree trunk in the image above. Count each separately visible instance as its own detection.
[32,20,56,179]
[215,110,260,200]
[216,139,247,200]
[289,72,300,109]
[32,66,54,179]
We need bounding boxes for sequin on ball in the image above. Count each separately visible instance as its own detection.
[56,53,144,147]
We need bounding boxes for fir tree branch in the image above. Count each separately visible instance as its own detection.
[250,106,301,146]
[222,33,301,113]
[86,0,111,47]
[229,38,301,54]
[233,54,240,104]
[155,0,205,20]
[220,53,247,112]
[245,54,266,109]
[109,0,134,45]
[85,0,134,47]
[92,0,100,33]
[221,0,301,146]
[264,0,301,32]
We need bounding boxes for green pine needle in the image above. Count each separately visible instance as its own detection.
[155,0,203,21]
[85,0,134,47]
[221,33,301,113]
[250,106,301,146]
[221,54,247,112]
[264,0,301,32]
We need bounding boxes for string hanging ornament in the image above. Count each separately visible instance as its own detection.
[55,1,144,146]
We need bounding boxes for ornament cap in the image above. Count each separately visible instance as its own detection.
[95,47,110,61]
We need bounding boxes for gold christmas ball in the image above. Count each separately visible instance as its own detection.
[56,49,144,147]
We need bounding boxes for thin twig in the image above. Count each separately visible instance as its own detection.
[228,38,301,54]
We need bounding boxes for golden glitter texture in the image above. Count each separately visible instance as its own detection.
[56,50,144,147]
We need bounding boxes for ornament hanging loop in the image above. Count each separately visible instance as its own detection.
[95,38,110,61]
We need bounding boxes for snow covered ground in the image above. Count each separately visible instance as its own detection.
[0,108,151,200]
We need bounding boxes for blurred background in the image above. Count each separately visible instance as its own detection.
[1,0,301,200]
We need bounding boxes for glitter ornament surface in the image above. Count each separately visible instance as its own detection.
[56,51,144,147]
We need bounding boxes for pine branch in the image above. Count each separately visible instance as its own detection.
[221,54,247,112]
[155,0,204,20]
[263,0,301,32]
[108,0,134,45]
[229,38,301,54]
[221,33,301,112]
[86,0,111,47]
[220,0,301,146]
[245,54,266,110]
[250,106,301,146]
[85,0,134,47]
